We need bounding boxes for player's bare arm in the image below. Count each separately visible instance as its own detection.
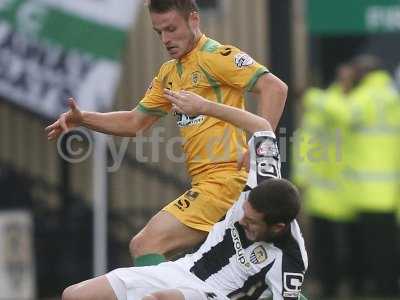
[164,89,272,133]
[252,72,288,131]
[45,98,160,140]
[235,72,287,170]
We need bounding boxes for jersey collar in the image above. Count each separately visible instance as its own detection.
[178,34,208,63]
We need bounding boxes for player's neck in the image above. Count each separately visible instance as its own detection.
[261,224,290,244]
[189,30,203,51]
[180,31,203,59]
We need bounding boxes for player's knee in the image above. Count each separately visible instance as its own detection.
[62,285,79,300]
[130,227,173,258]
[144,290,185,300]
[142,294,158,300]
[129,235,137,257]
[129,233,144,257]
[129,232,158,258]
[142,292,174,300]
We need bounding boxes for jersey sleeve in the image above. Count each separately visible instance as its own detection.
[137,67,172,117]
[266,258,306,300]
[245,131,281,189]
[202,45,269,92]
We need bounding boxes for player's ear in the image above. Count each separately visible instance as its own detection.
[271,223,286,234]
[188,11,200,29]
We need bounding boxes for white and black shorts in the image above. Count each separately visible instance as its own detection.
[106,261,228,300]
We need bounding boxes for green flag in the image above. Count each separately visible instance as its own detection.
[0,0,141,117]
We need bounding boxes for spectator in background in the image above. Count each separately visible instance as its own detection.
[340,55,400,297]
[295,55,400,298]
[292,63,357,299]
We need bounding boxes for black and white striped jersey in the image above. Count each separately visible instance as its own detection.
[177,131,308,300]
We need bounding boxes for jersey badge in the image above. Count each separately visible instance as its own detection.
[191,71,201,87]
[234,52,254,68]
[250,245,267,264]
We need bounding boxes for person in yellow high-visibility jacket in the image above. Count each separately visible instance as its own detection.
[292,63,357,298]
[338,55,400,297]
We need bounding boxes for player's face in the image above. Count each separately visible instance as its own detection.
[150,10,199,59]
[239,201,269,241]
[240,201,285,242]
[336,64,355,93]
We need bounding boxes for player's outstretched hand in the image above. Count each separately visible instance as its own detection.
[45,98,83,140]
[164,89,208,116]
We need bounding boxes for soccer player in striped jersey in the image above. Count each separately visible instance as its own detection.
[62,91,307,300]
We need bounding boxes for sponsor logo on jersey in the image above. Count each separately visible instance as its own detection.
[175,113,205,128]
[234,52,254,68]
[230,225,251,269]
[250,245,267,264]
[191,71,201,86]
[283,272,304,298]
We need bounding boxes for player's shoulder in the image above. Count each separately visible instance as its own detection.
[225,191,248,221]
[273,220,308,270]
[199,40,256,71]
[154,59,177,81]
[159,59,176,74]
[200,39,242,57]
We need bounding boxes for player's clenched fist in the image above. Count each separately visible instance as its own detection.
[45,98,83,140]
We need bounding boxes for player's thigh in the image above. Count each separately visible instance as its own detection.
[109,266,224,300]
[136,210,207,253]
[144,289,185,300]
[134,171,245,255]
[145,288,216,300]
[62,275,117,300]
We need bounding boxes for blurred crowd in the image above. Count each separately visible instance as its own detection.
[293,55,400,298]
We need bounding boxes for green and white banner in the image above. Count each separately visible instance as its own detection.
[0,0,141,118]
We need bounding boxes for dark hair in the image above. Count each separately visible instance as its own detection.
[148,0,199,18]
[248,178,300,225]
[350,54,383,82]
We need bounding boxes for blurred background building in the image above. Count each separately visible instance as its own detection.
[0,0,399,299]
